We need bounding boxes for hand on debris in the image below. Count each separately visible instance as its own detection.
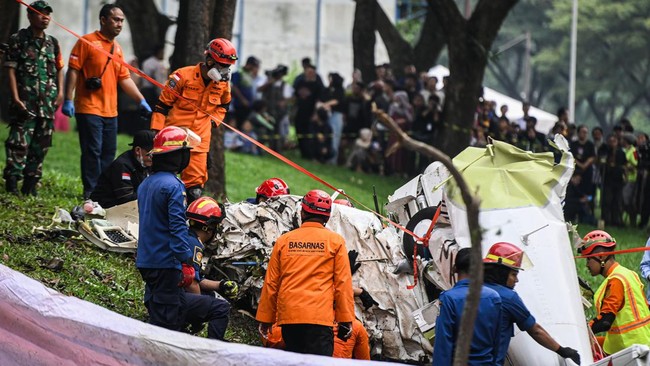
[258,322,272,339]
[348,250,361,275]
[359,288,379,310]
[178,263,195,288]
[556,346,580,365]
[219,280,239,300]
[337,322,352,341]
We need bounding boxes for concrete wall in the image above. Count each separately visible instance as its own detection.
[19,0,395,85]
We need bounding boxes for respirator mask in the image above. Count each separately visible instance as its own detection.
[207,63,231,82]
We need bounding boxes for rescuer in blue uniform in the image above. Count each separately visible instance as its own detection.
[432,248,502,365]
[482,242,581,365]
[136,126,194,332]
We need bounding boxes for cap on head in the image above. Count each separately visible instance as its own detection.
[578,230,616,256]
[150,126,194,155]
[301,189,332,217]
[206,38,238,65]
[186,196,225,229]
[28,0,53,13]
[483,242,532,271]
[129,130,156,151]
[256,178,290,199]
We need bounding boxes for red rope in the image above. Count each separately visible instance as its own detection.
[406,205,442,290]
[574,246,650,259]
[16,0,427,255]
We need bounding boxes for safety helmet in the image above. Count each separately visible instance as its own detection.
[301,189,332,217]
[333,199,353,207]
[186,196,225,229]
[150,126,198,155]
[578,230,616,256]
[205,38,238,65]
[256,178,290,198]
[483,242,533,271]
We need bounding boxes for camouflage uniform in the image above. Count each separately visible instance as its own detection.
[3,27,63,186]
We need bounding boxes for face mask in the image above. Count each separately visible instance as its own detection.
[207,66,230,82]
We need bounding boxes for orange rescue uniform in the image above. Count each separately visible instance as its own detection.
[150,64,230,188]
[68,31,130,117]
[256,221,355,326]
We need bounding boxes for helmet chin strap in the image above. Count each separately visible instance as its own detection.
[598,255,612,276]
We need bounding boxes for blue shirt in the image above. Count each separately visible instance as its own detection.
[485,283,537,365]
[136,172,192,269]
[433,279,502,366]
[640,236,650,301]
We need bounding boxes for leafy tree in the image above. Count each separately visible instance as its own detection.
[536,0,650,129]
[115,0,174,63]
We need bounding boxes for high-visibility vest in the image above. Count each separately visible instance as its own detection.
[594,264,650,354]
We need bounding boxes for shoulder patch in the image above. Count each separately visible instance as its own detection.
[121,172,131,181]
[168,72,182,88]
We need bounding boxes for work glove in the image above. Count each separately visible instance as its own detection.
[139,99,152,113]
[359,288,379,310]
[219,280,239,300]
[62,100,75,117]
[556,346,581,365]
[337,322,352,342]
[178,263,195,288]
[348,250,361,275]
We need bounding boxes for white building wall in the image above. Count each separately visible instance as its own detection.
[19,0,394,85]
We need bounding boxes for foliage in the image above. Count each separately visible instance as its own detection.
[0,125,403,344]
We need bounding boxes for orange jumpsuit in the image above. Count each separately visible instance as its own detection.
[263,319,371,360]
[150,64,230,188]
[256,221,355,326]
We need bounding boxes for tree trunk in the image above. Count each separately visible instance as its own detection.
[352,0,377,83]
[170,0,213,71]
[0,0,20,121]
[374,2,413,78]
[412,6,446,73]
[116,0,173,63]
[205,0,237,201]
[430,0,518,158]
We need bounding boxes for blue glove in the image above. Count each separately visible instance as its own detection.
[62,100,75,117]
[139,99,152,113]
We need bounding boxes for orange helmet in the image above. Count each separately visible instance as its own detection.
[150,126,194,155]
[206,38,238,65]
[301,190,332,217]
[333,199,353,207]
[483,242,532,271]
[578,230,616,256]
[256,178,290,199]
[186,196,225,228]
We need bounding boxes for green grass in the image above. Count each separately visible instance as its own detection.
[1,122,648,344]
[0,122,403,343]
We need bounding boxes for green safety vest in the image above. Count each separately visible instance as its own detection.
[594,264,650,354]
[624,146,638,183]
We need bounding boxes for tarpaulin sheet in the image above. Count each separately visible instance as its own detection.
[0,264,400,366]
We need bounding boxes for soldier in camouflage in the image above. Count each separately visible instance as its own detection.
[3,0,64,196]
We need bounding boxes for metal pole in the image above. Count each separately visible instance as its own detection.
[523,31,531,101]
[315,0,322,70]
[236,0,244,63]
[464,0,471,18]
[83,0,89,34]
[568,0,578,123]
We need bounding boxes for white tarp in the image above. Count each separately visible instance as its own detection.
[0,264,399,366]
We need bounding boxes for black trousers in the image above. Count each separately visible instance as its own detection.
[281,324,334,356]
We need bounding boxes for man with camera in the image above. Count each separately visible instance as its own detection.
[3,1,64,196]
[62,4,150,200]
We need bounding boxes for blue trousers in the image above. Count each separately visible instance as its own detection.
[139,268,230,340]
[76,113,117,196]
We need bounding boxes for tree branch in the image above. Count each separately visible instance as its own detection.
[373,106,483,366]
[374,1,414,77]
[413,5,446,72]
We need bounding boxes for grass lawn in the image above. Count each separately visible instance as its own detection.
[0,122,648,346]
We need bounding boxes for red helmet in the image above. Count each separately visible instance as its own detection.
[256,178,290,198]
[301,190,332,217]
[333,199,353,207]
[483,242,532,271]
[186,196,225,228]
[578,230,616,256]
[150,126,194,155]
[206,38,238,65]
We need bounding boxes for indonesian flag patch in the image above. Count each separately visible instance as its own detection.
[121,172,131,181]
[169,72,181,88]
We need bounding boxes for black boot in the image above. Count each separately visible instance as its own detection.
[5,176,18,195]
[21,176,38,197]
[186,185,203,203]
